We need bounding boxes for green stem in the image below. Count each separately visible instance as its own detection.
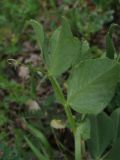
[75,127,82,160]
[48,75,76,133]
[48,74,84,160]
[64,103,76,133]
[48,75,66,105]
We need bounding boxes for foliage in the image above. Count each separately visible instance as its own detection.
[27,18,120,160]
[24,121,53,160]
[0,143,22,160]
[1,1,120,160]
[0,0,40,55]
[66,6,113,39]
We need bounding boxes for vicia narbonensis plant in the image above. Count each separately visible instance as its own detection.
[26,18,120,160]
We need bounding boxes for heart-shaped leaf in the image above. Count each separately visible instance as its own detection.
[67,58,119,114]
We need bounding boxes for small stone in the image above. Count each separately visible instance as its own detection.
[26,100,40,112]
[18,65,30,80]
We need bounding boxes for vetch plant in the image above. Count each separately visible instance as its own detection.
[26,18,120,160]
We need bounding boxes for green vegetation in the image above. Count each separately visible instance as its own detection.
[1,0,120,160]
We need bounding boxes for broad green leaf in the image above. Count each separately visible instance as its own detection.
[106,24,119,59]
[24,136,47,160]
[67,58,119,114]
[111,108,120,142]
[87,112,114,159]
[104,138,120,160]
[48,17,80,77]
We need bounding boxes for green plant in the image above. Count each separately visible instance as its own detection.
[25,18,120,160]
[24,121,53,160]
[92,0,112,9]
[0,143,22,160]
[66,4,113,39]
[0,0,40,55]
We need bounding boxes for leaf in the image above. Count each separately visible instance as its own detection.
[24,136,47,160]
[104,138,120,160]
[75,40,90,63]
[87,112,114,159]
[106,24,119,59]
[80,40,90,58]
[111,108,120,142]
[77,118,90,140]
[48,17,80,77]
[26,20,49,64]
[27,20,44,53]
[67,58,119,114]
[26,124,53,158]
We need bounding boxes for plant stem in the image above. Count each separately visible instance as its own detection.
[48,75,83,160]
[64,103,76,133]
[75,127,82,160]
[48,75,66,105]
[48,75,76,133]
